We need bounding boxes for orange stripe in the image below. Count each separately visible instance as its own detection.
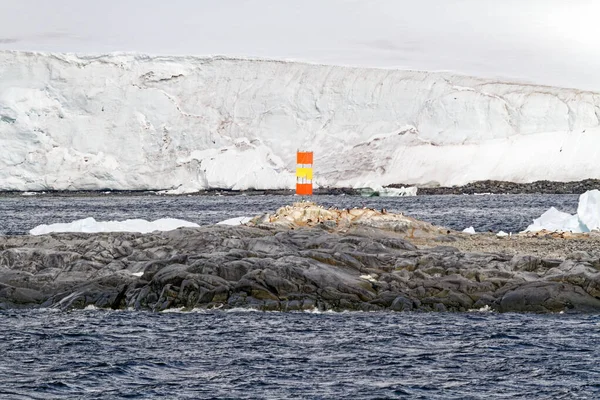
[296,183,313,195]
[297,152,313,165]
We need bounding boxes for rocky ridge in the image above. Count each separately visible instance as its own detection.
[1,203,600,313]
[404,179,600,195]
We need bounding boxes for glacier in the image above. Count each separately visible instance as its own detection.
[1,51,600,192]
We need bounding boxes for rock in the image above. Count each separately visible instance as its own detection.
[510,255,543,272]
[0,204,600,313]
[390,296,413,311]
[499,282,600,312]
[433,303,447,312]
[414,179,600,195]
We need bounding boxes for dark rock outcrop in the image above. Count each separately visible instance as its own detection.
[1,223,600,313]
[397,179,600,195]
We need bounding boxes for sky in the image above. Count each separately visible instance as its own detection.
[1,0,599,91]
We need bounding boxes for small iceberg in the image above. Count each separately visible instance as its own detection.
[216,216,253,226]
[462,226,476,234]
[524,189,600,233]
[524,207,582,233]
[358,185,417,197]
[30,217,199,235]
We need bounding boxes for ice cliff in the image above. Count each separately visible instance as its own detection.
[1,51,600,192]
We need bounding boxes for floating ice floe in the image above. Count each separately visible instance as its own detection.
[358,185,417,197]
[216,216,253,226]
[524,207,582,233]
[524,190,600,233]
[29,217,199,235]
[462,226,476,234]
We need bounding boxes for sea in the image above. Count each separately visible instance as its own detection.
[1,193,598,399]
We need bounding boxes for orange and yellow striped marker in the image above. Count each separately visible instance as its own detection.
[296,151,313,195]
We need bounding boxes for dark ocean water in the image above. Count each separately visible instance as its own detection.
[0,193,580,235]
[1,193,596,399]
[1,309,599,399]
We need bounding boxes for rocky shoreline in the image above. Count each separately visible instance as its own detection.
[1,203,600,313]
[402,179,600,195]
[2,179,600,197]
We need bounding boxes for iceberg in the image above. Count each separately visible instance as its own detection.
[29,217,199,235]
[524,207,583,233]
[216,216,253,226]
[358,185,418,197]
[576,190,600,231]
[524,190,600,233]
[462,227,476,234]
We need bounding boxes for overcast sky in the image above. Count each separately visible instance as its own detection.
[1,0,599,91]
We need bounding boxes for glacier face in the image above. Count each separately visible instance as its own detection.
[1,51,600,191]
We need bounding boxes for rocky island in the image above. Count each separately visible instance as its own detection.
[1,202,600,313]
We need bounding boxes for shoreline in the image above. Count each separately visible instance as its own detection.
[2,179,600,197]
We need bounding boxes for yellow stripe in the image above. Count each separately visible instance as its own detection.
[296,167,313,180]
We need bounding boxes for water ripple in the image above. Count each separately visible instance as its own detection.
[0,310,598,399]
[0,193,580,235]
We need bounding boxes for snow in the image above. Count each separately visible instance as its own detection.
[29,217,199,235]
[2,51,600,192]
[524,190,600,233]
[216,217,253,226]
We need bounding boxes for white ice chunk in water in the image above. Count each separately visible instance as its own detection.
[576,189,600,231]
[524,207,584,233]
[462,227,476,234]
[523,189,600,233]
[29,217,199,235]
[216,217,253,226]
[358,185,417,197]
[378,186,418,197]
